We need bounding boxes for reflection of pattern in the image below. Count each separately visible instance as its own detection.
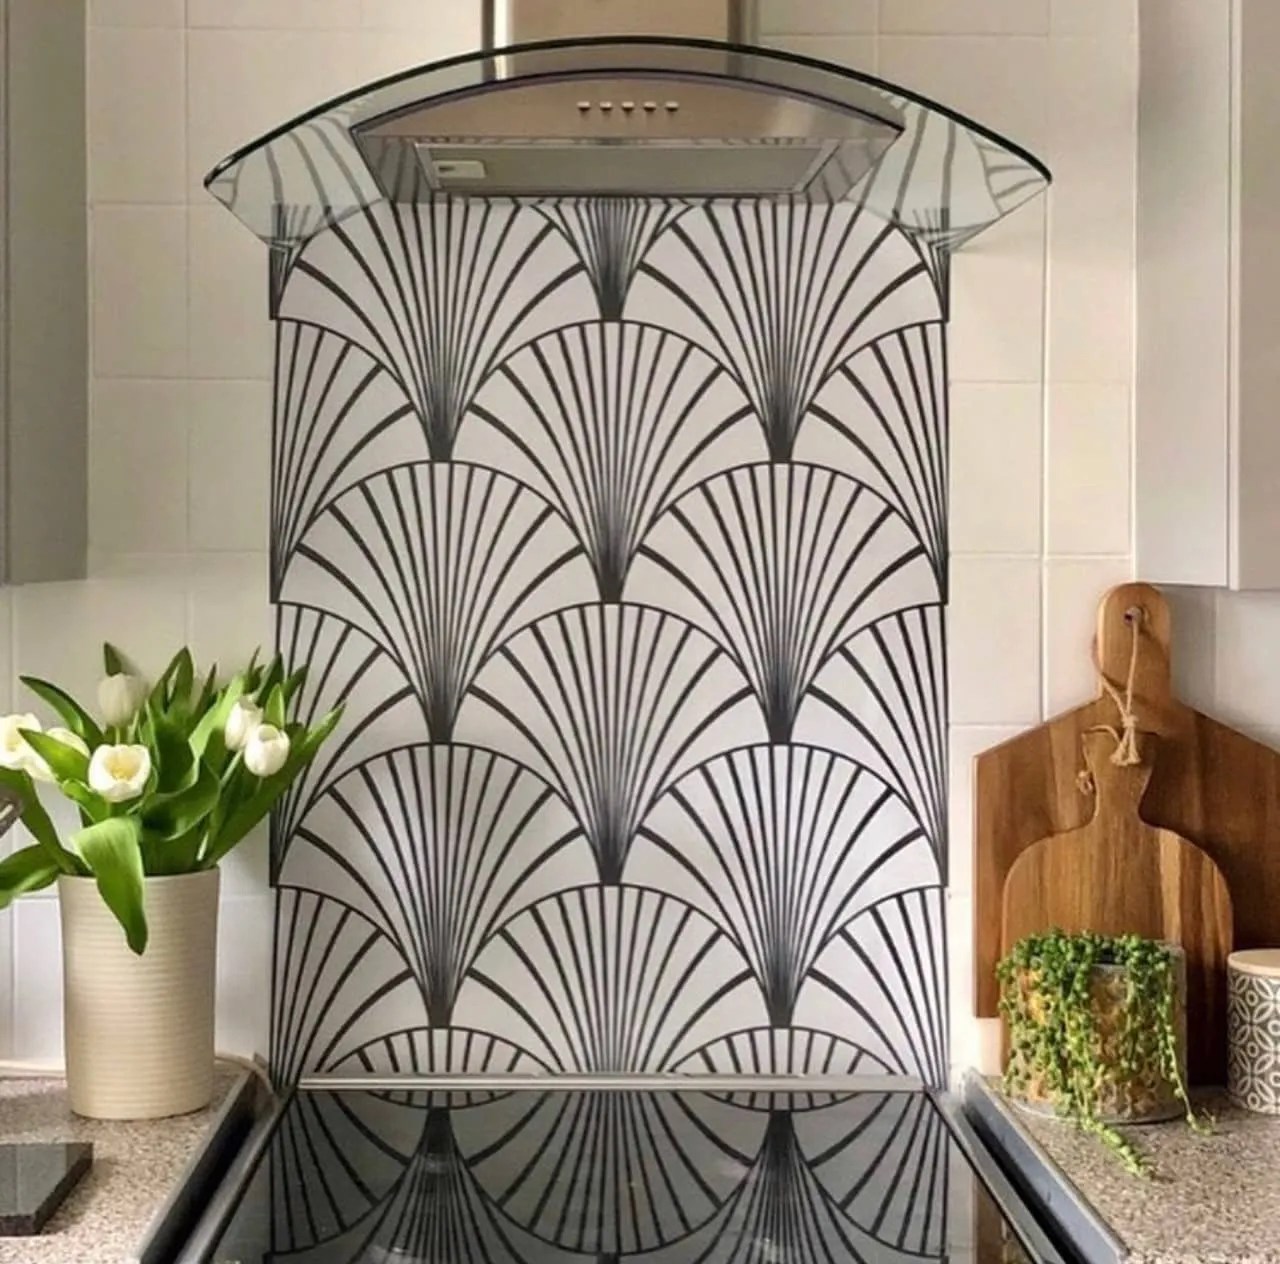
[224,1089,976,1264]
[270,199,952,1084]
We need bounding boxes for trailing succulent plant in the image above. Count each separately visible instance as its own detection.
[997,929,1207,1176]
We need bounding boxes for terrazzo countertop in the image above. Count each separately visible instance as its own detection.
[1007,1087,1280,1264]
[0,1066,238,1264]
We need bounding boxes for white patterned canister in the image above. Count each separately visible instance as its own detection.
[1228,949,1280,1113]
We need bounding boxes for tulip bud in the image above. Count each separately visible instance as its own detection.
[0,713,42,776]
[243,724,290,777]
[23,726,91,785]
[224,698,264,752]
[87,744,151,803]
[97,673,146,728]
[46,727,90,758]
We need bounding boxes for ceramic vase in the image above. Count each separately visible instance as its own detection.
[58,869,219,1120]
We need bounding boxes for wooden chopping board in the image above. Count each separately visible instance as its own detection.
[1002,731,1232,1082]
[975,582,1280,1086]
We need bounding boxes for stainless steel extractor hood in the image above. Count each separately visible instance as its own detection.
[204,5,1050,248]
[351,0,902,199]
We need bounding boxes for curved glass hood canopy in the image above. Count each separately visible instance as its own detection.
[205,37,1050,252]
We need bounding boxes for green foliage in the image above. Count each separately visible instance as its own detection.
[0,644,341,955]
[998,929,1208,1177]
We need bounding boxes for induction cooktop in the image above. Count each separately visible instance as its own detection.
[187,1084,1064,1263]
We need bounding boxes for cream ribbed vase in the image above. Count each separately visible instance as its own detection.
[58,869,219,1120]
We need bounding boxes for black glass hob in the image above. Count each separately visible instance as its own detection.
[198,1087,1059,1263]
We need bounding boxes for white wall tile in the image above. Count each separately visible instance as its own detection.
[1047,36,1136,381]
[89,380,189,558]
[92,208,187,378]
[13,580,189,711]
[881,0,1049,35]
[761,34,876,72]
[186,27,455,195]
[947,203,1046,383]
[12,901,63,1064]
[88,27,186,204]
[1043,556,1133,716]
[220,827,270,899]
[949,384,1042,554]
[1164,586,1216,715]
[188,207,272,381]
[879,34,1049,151]
[759,0,876,35]
[947,894,1001,1080]
[184,554,271,667]
[89,0,184,25]
[1214,592,1280,732]
[190,0,360,27]
[0,591,12,714]
[216,895,272,1057]
[1050,0,1136,36]
[1046,382,1131,555]
[188,382,272,552]
[948,557,1042,725]
[360,0,431,28]
[0,907,10,1059]
[357,27,477,75]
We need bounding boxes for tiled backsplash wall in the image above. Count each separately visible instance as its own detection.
[2,0,1267,1075]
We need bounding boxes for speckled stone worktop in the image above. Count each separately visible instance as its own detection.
[0,1066,238,1264]
[1012,1088,1280,1264]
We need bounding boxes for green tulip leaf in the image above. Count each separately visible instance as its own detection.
[148,708,195,793]
[18,677,104,747]
[74,816,147,954]
[202,706,342,869]
[194,662,220,718]
[281,665,308,705]
[141,760,219,841]
[0,767,80,875]
[0,844,61,908]
[189,673,248,760]
[263,684,286,729]
[21,729,89,784]
[61,780,110,826]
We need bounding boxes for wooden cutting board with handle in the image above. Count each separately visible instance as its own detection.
[1001,730,1233,1083]
[975,581,1280,1085]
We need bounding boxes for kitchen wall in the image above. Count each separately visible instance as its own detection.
[1,0,1236,1078]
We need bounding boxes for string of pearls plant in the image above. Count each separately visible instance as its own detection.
[997,929,1208,1176]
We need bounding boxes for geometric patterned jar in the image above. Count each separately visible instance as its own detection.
[1228,950,1280,1113]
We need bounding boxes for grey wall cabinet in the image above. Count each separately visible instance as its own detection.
[0,0,87,584]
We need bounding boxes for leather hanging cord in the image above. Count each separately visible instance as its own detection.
[1078,606,1144,794]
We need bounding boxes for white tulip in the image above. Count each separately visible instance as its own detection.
[24,727,92,785]
[47,727,90,758]
[0,712,42,774]
[87,744,151,803]
[97,673,146,728]
[243,724,290,777]
[224,698,264,752]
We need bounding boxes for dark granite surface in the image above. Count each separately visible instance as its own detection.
[0,1143,93,1236]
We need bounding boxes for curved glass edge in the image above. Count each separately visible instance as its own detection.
[204,36,1051,251]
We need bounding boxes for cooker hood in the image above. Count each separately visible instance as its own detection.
[354,0,900,201]
[205,0,1050,249]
